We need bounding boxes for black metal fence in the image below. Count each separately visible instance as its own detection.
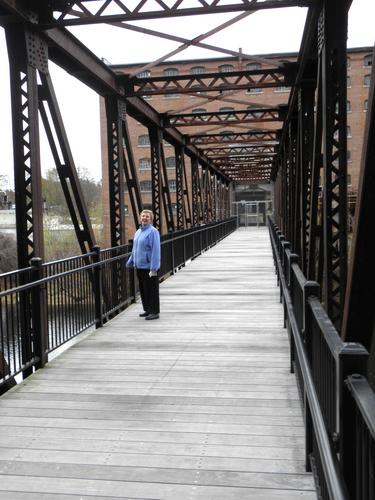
[268,217,375,500]
[0,217,236,394]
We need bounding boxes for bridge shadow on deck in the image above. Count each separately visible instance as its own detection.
[0,227,317,500]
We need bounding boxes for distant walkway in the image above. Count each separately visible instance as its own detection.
[0,227,317,499]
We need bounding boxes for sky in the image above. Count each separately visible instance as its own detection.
[0,0,374,190]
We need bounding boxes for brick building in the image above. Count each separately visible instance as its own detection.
[100,47,372,244]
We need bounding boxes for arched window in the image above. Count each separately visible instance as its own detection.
[168,180,176,192]
[347,76,351,87]
[347,57,351,69]
[138,134,150,146]
[347,101,351,112]
[166,157,176,168]
[347,126,352,138]
[137,70,151,78]
[140,181,152,192]
[364,54,372,67]
[192,108,207,114]
[246,63,261,70]
[364,74,371,87]
[218,64,234,73]
[164,67,179,76]
[364,99,368,111]
[247,87,262,94]
[139,158,151,169]
[219,107,234,112]
[347,150,351,161]
[191,66,206,74]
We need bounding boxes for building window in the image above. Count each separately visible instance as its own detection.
[347,150,351,161]
[191,66,206,74]
[138,134,150,146]
[275,86,291,93]
[139,158,151,169]
[219,107,236,120]
[364,55,373,67]
[124,205,129,216]
[364,99,368,111]
[347,126,351,138]
[364,74,371,87]
[246,63,261,70]
[247,87,262,94]
[347,174,352,185]
[137,70,151,78]
[347,57,351,69]
[347,76,351,87]
[166,157,176,169]
[164,67,179,76]
[347,100,351,112]
[140,181,152,192]
[168,180,176,192]
[221,130,235,141]
[172,203,177,213]
[192,108,207,114]
[218,64,234,73]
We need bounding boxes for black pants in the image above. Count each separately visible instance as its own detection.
[136,269,160,315]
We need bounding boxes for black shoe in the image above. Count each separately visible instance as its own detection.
[139,312,149,317]
[145,313,159,320]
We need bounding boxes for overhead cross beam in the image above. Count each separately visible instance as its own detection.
[166,107,287,127]
[121,67,297,97]
[188,130,281,145]
[52,0,312,25]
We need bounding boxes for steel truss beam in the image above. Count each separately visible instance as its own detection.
[52,0,311,25]
[167,107,286,127]
[320,0,348,329]
[5,26,45,267]
[188,130,281,145]
[122,67,296,97]
[204,145,277,156]
[122,114,143,229]
[38,72,96,255]
[148,127,163,232]
[105,96,125,247]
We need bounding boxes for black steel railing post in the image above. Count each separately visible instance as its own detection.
[30,257,48,369]
[303,280,320,472]
[128,240,136,303]
[92,246,103,328]
[338,343,369,475]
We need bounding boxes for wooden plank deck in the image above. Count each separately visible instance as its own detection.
[0,227,317,500]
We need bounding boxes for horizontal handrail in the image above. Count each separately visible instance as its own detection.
[268,217,349,500]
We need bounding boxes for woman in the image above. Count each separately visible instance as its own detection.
[126,210,161,320]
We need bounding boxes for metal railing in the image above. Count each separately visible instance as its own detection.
[268,217,375,500]
[0,217,236,394]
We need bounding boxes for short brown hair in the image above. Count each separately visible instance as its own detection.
[140,209,154,222]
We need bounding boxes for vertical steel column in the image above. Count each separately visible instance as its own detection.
[105,97,126,247]
[148,127,162,232]
[6,26,45,267]
[307,54,323,283]
[182,155,192,227]
[38,73,96,254]
[212,174,217,222]
[321,0,348,328]
[6,26,45,380]
[175,145,184,230]
[191,157,199,226]
[299,80,316,274]
[122,116,143,229]
[159,137,174,232]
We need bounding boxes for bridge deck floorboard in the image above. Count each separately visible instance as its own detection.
[0,227,317,499]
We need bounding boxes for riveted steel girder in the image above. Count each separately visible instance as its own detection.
[188,130,281,146]
[166,107,286,127]
[50,0,311,25]
[122,67,297,97]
